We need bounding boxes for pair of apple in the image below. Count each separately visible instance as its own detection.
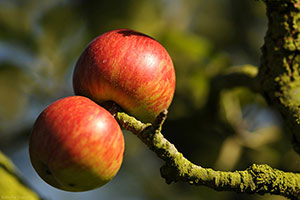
[29,29,176,192]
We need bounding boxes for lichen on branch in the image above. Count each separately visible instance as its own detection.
[258,0,300,154]
[115,111,300,200]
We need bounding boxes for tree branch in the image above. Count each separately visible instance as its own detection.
[205,64,259,115]
[211,64,259,92]
[115,111,300,200]
[0,151,42,200]
[258,0,300,155]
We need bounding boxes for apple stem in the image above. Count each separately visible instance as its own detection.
[101,101,123,117]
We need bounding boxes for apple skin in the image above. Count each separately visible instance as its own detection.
[73,29,176,123]
[29,96,124,192]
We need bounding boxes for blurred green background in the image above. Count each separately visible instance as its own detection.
[0,0,299,200]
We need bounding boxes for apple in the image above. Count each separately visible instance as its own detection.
[73,29,176,123]
[29,96,124,192]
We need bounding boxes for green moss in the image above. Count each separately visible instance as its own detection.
[116,112,150,133]
[259,0,300,155]
[115,100,300,198]
[248,164,300,196]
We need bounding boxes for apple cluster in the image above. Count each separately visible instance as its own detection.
[29,29,176,192]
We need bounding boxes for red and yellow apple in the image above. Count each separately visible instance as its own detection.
[29,96,124,192]
[73,29,176,123]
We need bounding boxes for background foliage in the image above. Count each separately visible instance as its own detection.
[0,0,299,199]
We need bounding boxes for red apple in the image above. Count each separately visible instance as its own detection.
[29,96,124,192]
[73,29,176,123]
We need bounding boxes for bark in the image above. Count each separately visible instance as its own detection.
[115,111,300,200]
[258,0,300,154]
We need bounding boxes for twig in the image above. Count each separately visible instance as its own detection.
[116,111,300,200]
